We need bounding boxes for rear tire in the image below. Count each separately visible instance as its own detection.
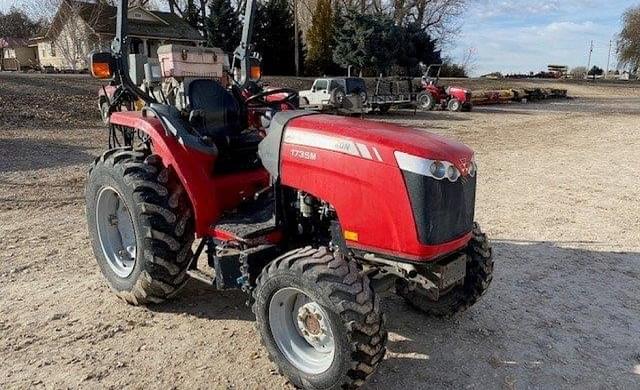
[253,247,386,389]
[396,223,493,317]
[417,92,436,111]
[86,147,195,305]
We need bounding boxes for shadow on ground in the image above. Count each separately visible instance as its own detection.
[146,240,640,389]
[150,279,255,322]
[0,137,94,173]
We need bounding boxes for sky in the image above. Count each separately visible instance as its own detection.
[452,0,634,76]
[1,0,635,76]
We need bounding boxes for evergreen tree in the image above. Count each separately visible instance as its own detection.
[363,13,400,75]
[205,0,240,53]
[333,9,400,75]
[182,0,202,32]
[305,0,336,75]
[332,8,371,74]
[396,23,441,76]
[333,8,441,76]
[253,0,304,75]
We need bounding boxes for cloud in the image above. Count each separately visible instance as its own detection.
[451,0,629,75]
[474,0,562,19]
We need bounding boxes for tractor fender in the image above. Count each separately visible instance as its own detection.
[109,110,220,236]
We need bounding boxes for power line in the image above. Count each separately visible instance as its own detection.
[586,40,594,77]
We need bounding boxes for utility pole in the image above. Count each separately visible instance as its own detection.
[586,40,594,80]
[293,0,300,77]
[605,39,612,80]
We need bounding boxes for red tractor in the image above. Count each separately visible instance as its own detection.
[417,64,473,112]
[86,1,493,388]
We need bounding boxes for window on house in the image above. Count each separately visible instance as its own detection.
[50,42,56,57]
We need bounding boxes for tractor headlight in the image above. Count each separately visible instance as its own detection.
[395,151,465,182]
[446,165,460,181]
[430,161,446,179]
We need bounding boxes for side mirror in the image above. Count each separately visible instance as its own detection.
[89,51,115,80]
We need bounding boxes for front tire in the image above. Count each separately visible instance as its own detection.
[448,98,463,112]
[397,223,493,317]
[253,247,386,389]
[86,148,195,305]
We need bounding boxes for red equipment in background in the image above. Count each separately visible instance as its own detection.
[417,64,473,112]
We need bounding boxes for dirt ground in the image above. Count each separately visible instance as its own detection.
[1,73,639,389]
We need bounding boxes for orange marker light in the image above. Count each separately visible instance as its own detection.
[92,62,113,79]
[250,65,262,81]
[344,231,359,242]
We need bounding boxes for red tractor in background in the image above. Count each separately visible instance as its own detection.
[85,1,493,388]
[417,64,473,112]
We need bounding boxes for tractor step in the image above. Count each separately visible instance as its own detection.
[214,191,277,240]
[187,268,215,285]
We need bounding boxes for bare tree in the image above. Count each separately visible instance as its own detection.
[617,5,640,73]
[303,0,465,41]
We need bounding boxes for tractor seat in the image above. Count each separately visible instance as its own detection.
[188,79,243,141]
[187,79,262,172]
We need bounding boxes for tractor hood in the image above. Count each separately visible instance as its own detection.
[284,114,474,173]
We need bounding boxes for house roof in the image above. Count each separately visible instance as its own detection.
[48,1,203,42]
[0,37,29,49]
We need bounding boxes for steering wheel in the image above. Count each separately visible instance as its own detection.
[245,88,299,107]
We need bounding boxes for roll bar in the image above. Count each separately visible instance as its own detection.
[111,0,257,103]
[112,0,156,103]
[233,0,257,87]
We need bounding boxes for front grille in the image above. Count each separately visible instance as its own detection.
[402,171,476,245]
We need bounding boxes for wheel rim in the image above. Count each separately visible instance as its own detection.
[96,187,137,278]
[420,95,431,109]
[269,287,335,375]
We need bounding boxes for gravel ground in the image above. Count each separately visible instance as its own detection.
[1,73,639,389]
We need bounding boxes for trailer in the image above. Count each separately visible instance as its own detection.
[300,76,418,115]
[369,77,417,113]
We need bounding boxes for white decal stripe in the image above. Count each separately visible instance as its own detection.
[284,131,361,157]
[372,147,383,162]
[355,143,372,160]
